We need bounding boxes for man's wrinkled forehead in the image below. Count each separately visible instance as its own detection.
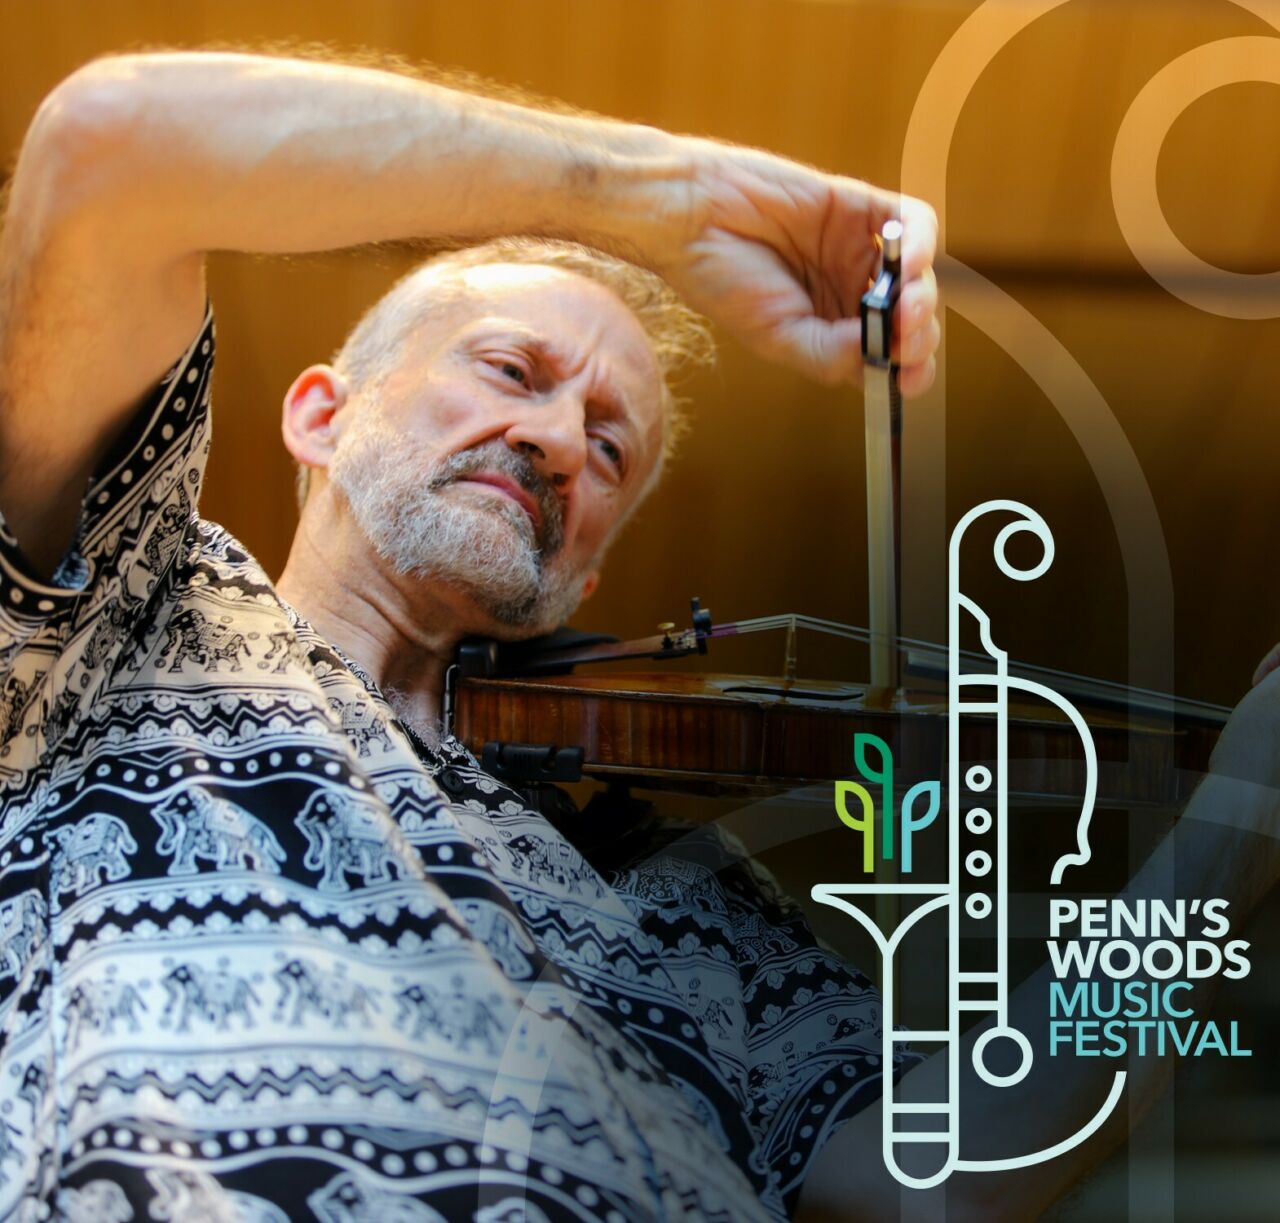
[388,262,668,468]
[409,263,662,390]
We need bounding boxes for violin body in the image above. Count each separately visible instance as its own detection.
[453,670,1218,805]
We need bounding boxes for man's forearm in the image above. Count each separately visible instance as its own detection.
[0,49,698,579]
[45,52,690,264]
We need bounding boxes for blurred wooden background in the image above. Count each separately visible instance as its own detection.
[4,0,1279,708]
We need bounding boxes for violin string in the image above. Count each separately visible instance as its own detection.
[706,614,1229,719]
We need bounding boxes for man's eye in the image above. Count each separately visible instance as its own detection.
[499,362,527,384]
[596,437,624,469]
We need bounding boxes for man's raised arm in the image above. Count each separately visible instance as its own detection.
[0,50,937,578]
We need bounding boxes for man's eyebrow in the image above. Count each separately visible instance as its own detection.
[461,321,542,347]
[470,326,645,432]
[466,328,584,379]
[582,368,642,442]
[507,331,577,375]
[467,330,575,380]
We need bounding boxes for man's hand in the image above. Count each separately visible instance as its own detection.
[652,139,939,393]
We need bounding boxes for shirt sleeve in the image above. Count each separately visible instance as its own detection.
[0,305,215,774]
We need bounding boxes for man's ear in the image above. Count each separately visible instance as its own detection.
[281,365,350,471]
[579,570,601,601]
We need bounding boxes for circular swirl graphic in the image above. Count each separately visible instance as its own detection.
[1112,34,1280,319]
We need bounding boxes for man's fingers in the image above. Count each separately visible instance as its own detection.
[767,315,864,386]
[764,303,937,393]
[897,196,938,282]
[897,267,937,333]
[897,354,937,399]
[863,187,937,281]
[887,265,939,393]
[892,314,940,367]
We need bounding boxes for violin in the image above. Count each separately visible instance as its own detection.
[444,601,1228,808]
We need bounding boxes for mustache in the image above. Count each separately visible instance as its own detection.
[429,442,565,554]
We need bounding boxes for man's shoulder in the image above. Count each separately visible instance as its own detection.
[148,520,349,680]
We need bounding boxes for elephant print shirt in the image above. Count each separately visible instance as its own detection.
[0,306,906,1221]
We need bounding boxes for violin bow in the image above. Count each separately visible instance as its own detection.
[860,219,904,695]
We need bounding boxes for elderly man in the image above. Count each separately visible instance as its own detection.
[0,51,940,1220]
[277,240,716,737]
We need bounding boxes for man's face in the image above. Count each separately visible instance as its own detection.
[326,265,665,637]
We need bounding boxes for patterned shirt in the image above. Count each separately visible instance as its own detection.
[0,307,898,1221]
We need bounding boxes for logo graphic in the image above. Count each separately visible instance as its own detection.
[812,501,1125,1190]
[835,736,939,876]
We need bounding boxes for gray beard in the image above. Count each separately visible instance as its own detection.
[328,418,586,634]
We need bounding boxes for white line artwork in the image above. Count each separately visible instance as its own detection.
[812,501,1126,1189]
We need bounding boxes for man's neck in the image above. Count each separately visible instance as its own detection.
[277,497,476,736]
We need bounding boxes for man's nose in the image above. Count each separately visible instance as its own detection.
[503,391,589,491]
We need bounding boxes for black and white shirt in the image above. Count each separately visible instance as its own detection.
[0,307,901,1221]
